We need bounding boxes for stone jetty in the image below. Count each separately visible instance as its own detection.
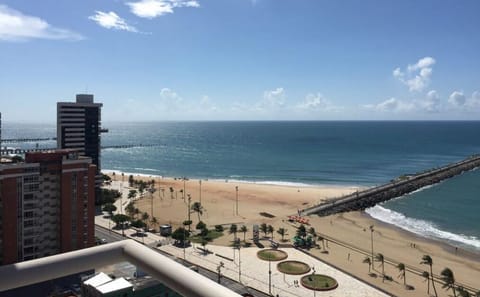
[302,155,480,216]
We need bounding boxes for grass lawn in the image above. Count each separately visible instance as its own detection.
[257,249,288,261]
[301,274,338,291]
[190,230,223,243]
[277,261,310,275]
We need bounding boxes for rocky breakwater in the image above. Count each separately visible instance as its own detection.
[302,155,480,217]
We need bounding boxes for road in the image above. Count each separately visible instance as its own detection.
[94,225,269,297]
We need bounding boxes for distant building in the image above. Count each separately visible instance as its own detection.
[57,94,106,202]
[0,149,96,265]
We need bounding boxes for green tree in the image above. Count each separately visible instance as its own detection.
[296,224,307,238]
[191,202,204,221]
[128,175,134,187]
[111,214,129,228]
[130,219,146,229]
[183,220,193,228]
[172,227,190,243]
[422,271,431,295]
[229,224,238,241]
[363,257,372,274]
[196,221,207,230]
[440,267,457,297]
[150,217,159,231]
[277,228,287,241]
[397,263,406,286]
[215,225,224,232]
[375,253,385,282]
[102,203,117,217]
[421,255,438,297]
[260,223,268,237]
[240,225,248,242]
[267,225,274,239]
[125,202,135,218]
[141,212,149,229]
[128,189,137,199]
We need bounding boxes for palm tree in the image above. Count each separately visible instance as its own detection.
[363,257,372,274]
[240,225,248,242]
[134,208,140,219]
[125,202,135,218]
[308,227,316,245]
[375,253,385,282]
[169,187,174,199]
[267,225,274,239]
[191,202,204,221]
[422,271,431,295]
[150,217,159,232]
[260,223,268,237]
[421,255,438,297]
[440,267,457,297]
[277,228,287,241]
[229,224,238,241]
[141,212,149,229]
[397,263,406,286]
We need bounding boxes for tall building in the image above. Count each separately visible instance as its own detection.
[0,149,96,265]
[57,94,105,201]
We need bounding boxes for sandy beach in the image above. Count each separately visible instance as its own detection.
[109,173,480,297]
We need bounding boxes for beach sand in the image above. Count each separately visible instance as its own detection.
[110,173,480,297]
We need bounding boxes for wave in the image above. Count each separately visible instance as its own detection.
[366,205,480,250]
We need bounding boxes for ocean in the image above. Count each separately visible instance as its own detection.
[2,121,480,251]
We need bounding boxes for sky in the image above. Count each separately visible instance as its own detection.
[1,0,479,122]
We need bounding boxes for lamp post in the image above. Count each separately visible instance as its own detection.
[199,180,202,204]
[238,241,241,283]
[268,259,272,295]
[235,186,239,216]
[369,225,374,263]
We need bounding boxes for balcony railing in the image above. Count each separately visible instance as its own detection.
[0,239,241,297]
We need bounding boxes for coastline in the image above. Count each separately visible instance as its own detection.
[106,171,480,296]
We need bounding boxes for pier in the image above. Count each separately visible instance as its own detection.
[0,144,162,155]
[302,155,480,216]
[1,137,56,143]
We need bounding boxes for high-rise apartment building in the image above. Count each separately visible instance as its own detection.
[0,150,96,265]
[57,94,105,201]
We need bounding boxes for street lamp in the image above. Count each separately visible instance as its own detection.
[268,259,272,295]
[369,225,374,263]
[199,180,202,204]
[235,186,239,216]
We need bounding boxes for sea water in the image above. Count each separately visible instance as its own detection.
[3,121,480,250]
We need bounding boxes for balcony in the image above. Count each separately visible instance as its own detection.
[0,239,241,297]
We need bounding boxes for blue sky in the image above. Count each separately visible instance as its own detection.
[1,0,479,122]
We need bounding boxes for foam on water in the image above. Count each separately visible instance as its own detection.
[366,205,480,250]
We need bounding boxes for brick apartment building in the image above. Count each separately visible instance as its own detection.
[0,149,96,265]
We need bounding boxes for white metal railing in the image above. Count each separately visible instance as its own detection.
[0,240,242,297]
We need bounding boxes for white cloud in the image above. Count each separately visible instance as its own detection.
[419,90,441,112]
[364,97,415,112]
[127,0,200,19]
[448,90,480,110]
[88,11,138,32]
[448,91,466,107]
[393,56,436,92]
[297,93,337,111]
[0,5,83,41]
[258,87,286,109]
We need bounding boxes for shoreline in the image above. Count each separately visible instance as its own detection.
[104,169,480,253]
